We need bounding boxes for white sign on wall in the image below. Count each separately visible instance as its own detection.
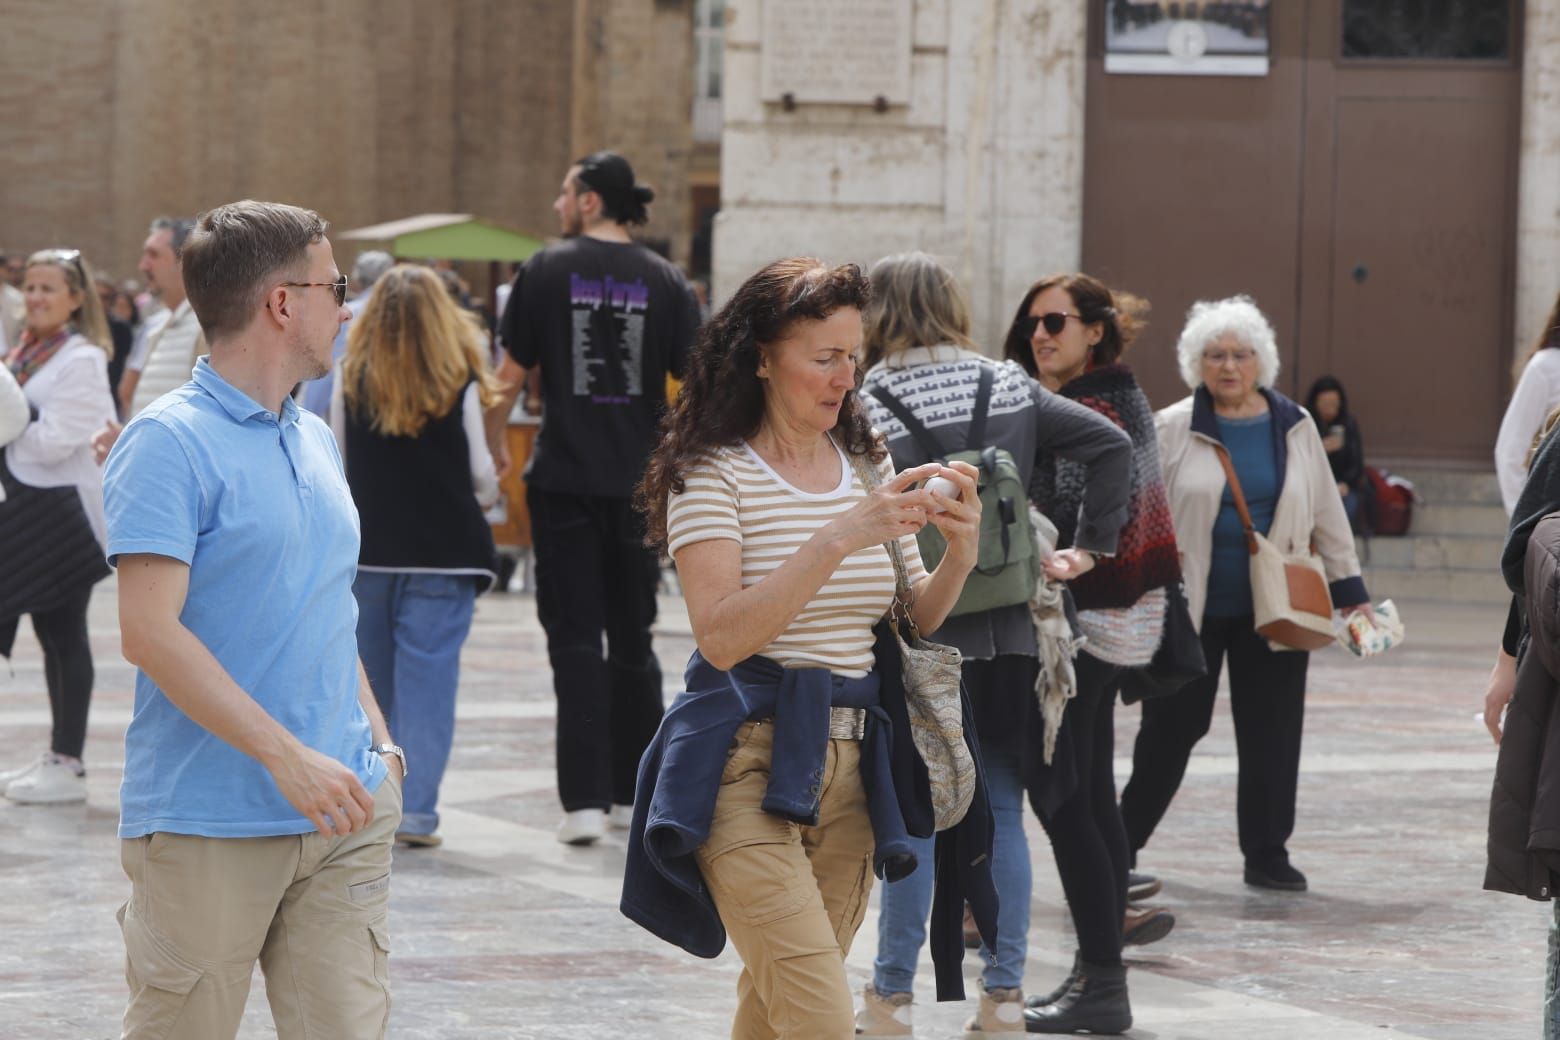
[1105,1,1271,76]
[759,0,912,105]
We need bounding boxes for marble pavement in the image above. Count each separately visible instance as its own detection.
[0,581,1543,1039]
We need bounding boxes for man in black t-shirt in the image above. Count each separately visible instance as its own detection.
[496,151,700,847]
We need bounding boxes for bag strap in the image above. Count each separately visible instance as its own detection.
[847,449,920,637]
[1211,443,1260,556]
[965,365,994,451]
[868,383,948,464]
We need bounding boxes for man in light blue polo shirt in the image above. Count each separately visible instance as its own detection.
[103,200,405,1040]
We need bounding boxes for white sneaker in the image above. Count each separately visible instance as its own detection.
[5,756,86,805]
[854,983,913,1036]
[556,808,607,846]
[608,804,634,830]
[0,751,51,787]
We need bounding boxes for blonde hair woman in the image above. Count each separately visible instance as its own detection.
[331,263,501,847]
[0,249,116,805]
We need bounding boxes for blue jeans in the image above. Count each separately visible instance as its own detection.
[354,571,477,836]
[872,743,1030,994]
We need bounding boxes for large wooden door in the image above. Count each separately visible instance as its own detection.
[1294,2,1521,462]
[1082,1,1522,462]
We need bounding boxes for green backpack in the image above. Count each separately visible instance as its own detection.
[869,366,1038,617]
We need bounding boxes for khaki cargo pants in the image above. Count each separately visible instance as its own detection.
[118,775,402,1040]
[695,721,877,1040]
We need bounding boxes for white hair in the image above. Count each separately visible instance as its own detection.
[1175,295,1281,390]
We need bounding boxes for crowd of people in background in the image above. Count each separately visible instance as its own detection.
[0,149,1556,1039]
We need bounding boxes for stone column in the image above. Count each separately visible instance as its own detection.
[1516,0,1560,363]
[713,0,1088,352]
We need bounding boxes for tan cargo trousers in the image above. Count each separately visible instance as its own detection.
[695,720,877,1040]
[118,775,402,1040]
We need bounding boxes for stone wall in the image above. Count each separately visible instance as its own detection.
[0,1,691,284]
[1516,0,1560,362]
[712,0,1088,352]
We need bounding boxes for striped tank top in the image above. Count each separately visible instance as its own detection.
[666,435,928,677]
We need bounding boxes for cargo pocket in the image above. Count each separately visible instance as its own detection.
[369,916,392,1033]
[119,902,203,1039]
[700,835,809,927]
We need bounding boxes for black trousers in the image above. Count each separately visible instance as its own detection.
[528,488,665,812]
[1119,613,1310,871]
[30,585,95,760]
[1035,652,1129,967]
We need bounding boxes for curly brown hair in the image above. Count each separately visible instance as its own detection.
[637,257,883,548]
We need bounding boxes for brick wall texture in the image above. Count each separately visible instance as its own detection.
[0,0,694,282]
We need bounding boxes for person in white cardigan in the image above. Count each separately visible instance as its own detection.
[1118,296,1370,894]
[0,360,26,449]
[0,249,117,805]
[1495,289,1560,514]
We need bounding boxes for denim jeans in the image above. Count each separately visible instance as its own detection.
[872,742,1030,994]
[354,571,477,836]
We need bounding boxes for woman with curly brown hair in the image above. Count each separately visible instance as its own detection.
[623,257,992,1039]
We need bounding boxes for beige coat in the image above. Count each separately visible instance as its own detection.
[1156,391,1366,630]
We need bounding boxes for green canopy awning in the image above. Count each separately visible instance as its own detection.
[338,214,545,263]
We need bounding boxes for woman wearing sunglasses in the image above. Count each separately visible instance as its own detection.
[1000,274,1182,1034]
[0,248,117,805]
[330,263,501,848]
[1118,296,1368,894]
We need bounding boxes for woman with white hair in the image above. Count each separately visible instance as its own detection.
[1118,295,1369,893]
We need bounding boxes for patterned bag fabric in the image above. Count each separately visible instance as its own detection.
[850,450,975,831]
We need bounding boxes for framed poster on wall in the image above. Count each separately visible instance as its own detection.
[1104,1,1271,76]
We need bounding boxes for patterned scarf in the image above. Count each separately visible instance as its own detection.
[6,326,73,386]
[1032,362,1182,610]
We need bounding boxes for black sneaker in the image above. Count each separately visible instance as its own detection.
[1244,861,1308,892]
[1127,870,1161,902]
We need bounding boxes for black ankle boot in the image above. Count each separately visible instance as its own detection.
[1023,961,1131,1034]
[1025,951,1080,1009]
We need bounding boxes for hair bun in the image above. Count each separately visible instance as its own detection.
[634,185,656,205]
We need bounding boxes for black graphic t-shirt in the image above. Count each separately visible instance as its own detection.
[500,237,700,497]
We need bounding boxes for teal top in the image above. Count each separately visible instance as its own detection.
[1206,412,1278,618]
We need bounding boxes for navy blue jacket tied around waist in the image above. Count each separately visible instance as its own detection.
[620,641,999,1002]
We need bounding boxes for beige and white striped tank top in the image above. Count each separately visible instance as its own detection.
[666,436,928,677]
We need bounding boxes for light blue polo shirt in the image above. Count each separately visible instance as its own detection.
[103,358,386,838]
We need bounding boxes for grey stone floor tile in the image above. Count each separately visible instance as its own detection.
[0,585,1544,1038]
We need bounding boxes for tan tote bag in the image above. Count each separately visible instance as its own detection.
[1213,446,1335,652]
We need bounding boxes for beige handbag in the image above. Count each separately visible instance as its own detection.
[1213,446,1335,652]
[849,451,975,831]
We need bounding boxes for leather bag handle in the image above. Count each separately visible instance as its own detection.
[1212,443,1260,556]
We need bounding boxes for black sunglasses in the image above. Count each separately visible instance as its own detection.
[1017,311,1084,339]
[279,274,349,307]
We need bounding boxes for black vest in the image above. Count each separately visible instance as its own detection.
[343,380,497,588]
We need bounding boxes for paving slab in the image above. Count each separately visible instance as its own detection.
[0,582,1543,1039]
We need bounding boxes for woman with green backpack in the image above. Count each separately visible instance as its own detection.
[856,253,1132,1038]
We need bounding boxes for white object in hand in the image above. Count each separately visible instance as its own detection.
[923,475,960,512]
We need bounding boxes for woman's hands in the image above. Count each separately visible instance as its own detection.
[1484,648,1517,745]
[828,462,943,555]
[1043,548,1096,581]
[924,461,982,569]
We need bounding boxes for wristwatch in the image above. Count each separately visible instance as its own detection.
[372,742,408,779]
